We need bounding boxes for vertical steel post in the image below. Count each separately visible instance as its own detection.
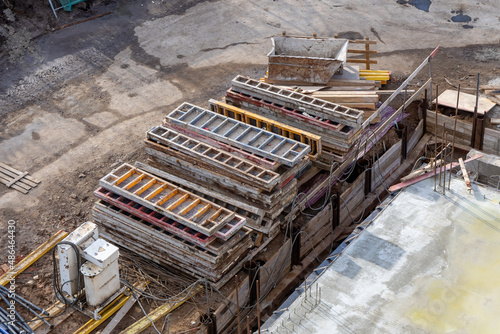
[244,261,259,306]
[440,124,445,190]
[257,279,261,334]
[236,275,241,334]
[471,73,480,148]
[449,85,460,190]
[291,227,301,269]
[477,114,485,151]
[434,85,439,192]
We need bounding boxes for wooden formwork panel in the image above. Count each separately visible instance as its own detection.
[165,102,311,167]
[94,187,245,244]
[208,99,322,159]
[92,201,253,286]
[231,75,364,129]
[99,163,240,236]
[427,110,500,155]
[147,125,281,191]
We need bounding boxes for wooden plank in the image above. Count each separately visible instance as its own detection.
[407,120,424,154]
[275,85,327,93]
[0,230,68,286]
[119,285,202,334]
[433,89,495,115]
[318,86,376,91]
[347,49,377,55]
[388,154,483,192]
[326,102,375,109]
[346,59,377,65]
[101,282,148,334]
[349,39,377,45]
[0,172,31,191]
[0,162,40,184]
[5,171,28,187]
[458,158,472,191]
[309,93,379,103]
[311,91,378,95]
[32,301,76,333]
[0,173,29,193]
[262,77,376,87]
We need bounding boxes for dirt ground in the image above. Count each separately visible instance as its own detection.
[1,0,500,332]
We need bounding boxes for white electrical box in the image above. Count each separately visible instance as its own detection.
[80,238,120,307]
[58,221,99,297]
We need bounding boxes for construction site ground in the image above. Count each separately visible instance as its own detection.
[1,0,500,332]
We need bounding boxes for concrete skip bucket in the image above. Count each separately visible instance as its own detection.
[267,36,349,84]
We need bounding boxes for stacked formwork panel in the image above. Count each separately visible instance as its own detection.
[92,163,254,287]
[151,102,314,234]
[92,100,316,287]
[225,75,366,166]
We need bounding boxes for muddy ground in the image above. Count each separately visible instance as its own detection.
[1,0,500,332]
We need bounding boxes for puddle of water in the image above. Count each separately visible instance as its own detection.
[451,14,472,23]
[396,0,432,12]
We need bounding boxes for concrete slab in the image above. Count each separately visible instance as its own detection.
[134,0,500,71]
[96,48,183,116]
[263,177,500,334]
[0,110,87,171]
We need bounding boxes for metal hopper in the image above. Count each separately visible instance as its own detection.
[267,36,349,84]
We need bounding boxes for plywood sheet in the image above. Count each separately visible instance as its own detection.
[434,89,495,115]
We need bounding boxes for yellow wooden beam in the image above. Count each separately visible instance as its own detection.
[73,295,130,334]
[30,301,68,331]
[0,230,68,286]
[119,284,203,334]
[73,281,148,334]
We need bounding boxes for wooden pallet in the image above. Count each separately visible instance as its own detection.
[0,163,39,194]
